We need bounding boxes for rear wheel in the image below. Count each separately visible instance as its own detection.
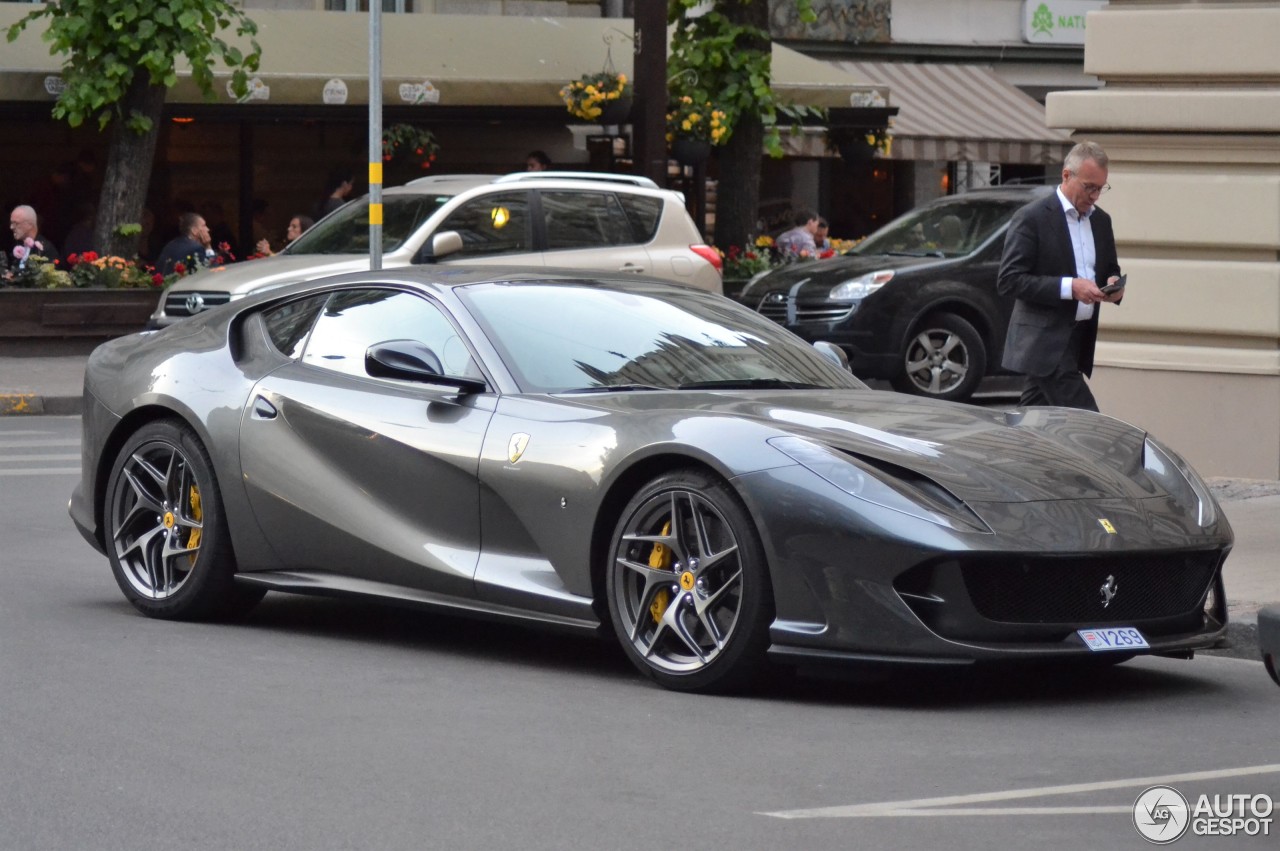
[891,312,986,402]
[104,420,264,620]
[606,469,773,693]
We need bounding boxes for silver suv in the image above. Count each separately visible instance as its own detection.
[150,172,723,327]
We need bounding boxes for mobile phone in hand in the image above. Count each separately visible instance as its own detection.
[1100,274,1127,295]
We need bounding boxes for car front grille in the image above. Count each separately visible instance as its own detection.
[960,552,1219,624]
[164,291,232,318]
[754,294,852,325]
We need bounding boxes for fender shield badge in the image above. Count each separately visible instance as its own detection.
[1097,518,1116,534]
[508,433,530,464]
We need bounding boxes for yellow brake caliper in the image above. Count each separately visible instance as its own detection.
[648,521,673,623]
[186,484,203,562]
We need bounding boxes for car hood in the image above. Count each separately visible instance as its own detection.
[576,390,1160,505]
[164,252,411,296]
[740,253,949,298]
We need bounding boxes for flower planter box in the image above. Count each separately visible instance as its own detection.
[0,288,158,340]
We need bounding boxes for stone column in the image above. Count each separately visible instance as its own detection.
[1047,1,1280,478]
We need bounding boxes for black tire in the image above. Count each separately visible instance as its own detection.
[606,468,773,693]
[891,312,987,402]
[103,419,264,620]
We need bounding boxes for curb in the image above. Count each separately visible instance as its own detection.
[0,393,83,416]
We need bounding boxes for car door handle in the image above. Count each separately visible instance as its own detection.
[618,263,646,273]
[252,396,278,420]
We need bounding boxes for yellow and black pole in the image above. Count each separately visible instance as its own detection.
[368,1,383,271]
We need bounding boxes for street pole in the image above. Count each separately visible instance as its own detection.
[632,1,667,186]
[369,2,383,271]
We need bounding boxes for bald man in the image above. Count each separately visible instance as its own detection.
[9,205,61,267]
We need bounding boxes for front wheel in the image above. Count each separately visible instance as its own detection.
[103,419,263,620]
[891,312,986,402]
[606,469,773,693]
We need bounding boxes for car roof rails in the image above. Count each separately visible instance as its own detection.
[402,173,495,187]
[492,171,661,189]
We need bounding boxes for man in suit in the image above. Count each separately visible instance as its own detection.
[997,141,1124,411]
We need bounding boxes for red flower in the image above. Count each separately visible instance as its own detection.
[67,253,79,265]
[383,155,392,162]
[151,274,164,286]
[174,262,186,274]
[415,147,424,155]
[819,249,835,259]
[84,251,98,263]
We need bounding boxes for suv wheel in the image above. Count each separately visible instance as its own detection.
[891,313,986,402]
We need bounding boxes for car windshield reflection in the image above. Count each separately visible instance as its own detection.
[284,194,453,255]
[459,283,866,394]
[856,198,1027,258]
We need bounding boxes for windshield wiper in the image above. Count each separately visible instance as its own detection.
[559,383,668,394]
[886,250,945,258]
[676,379,827,390]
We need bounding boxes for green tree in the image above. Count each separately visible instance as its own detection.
[668,0,816,249]
[7,1,261,259]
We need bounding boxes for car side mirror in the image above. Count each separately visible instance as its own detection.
[365,339,486,394]
[414,230,464,264]
[813,341,850,371]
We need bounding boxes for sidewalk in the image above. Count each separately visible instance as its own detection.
[3,350,1277,635]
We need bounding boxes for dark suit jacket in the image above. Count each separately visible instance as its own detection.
[997,192,1120,378]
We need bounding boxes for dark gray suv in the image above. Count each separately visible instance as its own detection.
[740,185,1054,402]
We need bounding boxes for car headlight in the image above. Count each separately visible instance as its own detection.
[827,270,894,301]
[768,436,988,533]
[1143,435,1217,526]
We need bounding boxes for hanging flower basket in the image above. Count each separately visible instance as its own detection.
[827,126,891,163]
[671,137,712,166]
[596,96,633,125]
[382,124,439,171]
[560,71,633,122]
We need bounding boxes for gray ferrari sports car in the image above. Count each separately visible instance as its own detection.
[71,267,1232,692]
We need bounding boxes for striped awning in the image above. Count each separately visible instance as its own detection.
[829,61,1073,165]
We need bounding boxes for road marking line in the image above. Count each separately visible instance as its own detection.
[760,763,1280,819]
[0,454,80,462]
[0,439,79,448]
[0,468,80,476]
[846,806,1133,817]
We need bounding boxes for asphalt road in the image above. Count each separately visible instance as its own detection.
[2,416,1276,851]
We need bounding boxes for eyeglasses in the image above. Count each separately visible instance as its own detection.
[1072,175,1110,195]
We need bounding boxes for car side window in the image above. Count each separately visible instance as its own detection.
[615,194,662,243]
[301,288,479,380]
[542,191,634,250]
[262,294,329,359]
[435,191,531,259]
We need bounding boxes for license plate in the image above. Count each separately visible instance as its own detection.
[1077,627,1150,652]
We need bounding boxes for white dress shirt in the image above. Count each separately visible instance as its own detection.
[1056,186,1095,321]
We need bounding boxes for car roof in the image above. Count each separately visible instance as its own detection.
[927,184,1055,205]
[390,171,663,196]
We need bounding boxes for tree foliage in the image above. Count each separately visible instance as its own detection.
[7,0,261,133]
[8,1,261,259]
[667,0,817,158]
[667,0,819,249]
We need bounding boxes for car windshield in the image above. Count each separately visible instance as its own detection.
[855,196,1028,258]
[284,194,452,255]
[459,283,867,394]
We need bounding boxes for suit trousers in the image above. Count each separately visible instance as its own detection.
[1017,321,1099,411]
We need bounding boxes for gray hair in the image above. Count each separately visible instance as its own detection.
[11,204,36,226]
[1064,141,1108,175]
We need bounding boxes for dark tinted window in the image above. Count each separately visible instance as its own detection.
[436,191,531,259]
[616,194,663,242]
[302,289,478,380]
[542,191,634,250]
[856,197,1027,258]
[262,294,328,358]
[459,283,864,394]
[285,195,452,255]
